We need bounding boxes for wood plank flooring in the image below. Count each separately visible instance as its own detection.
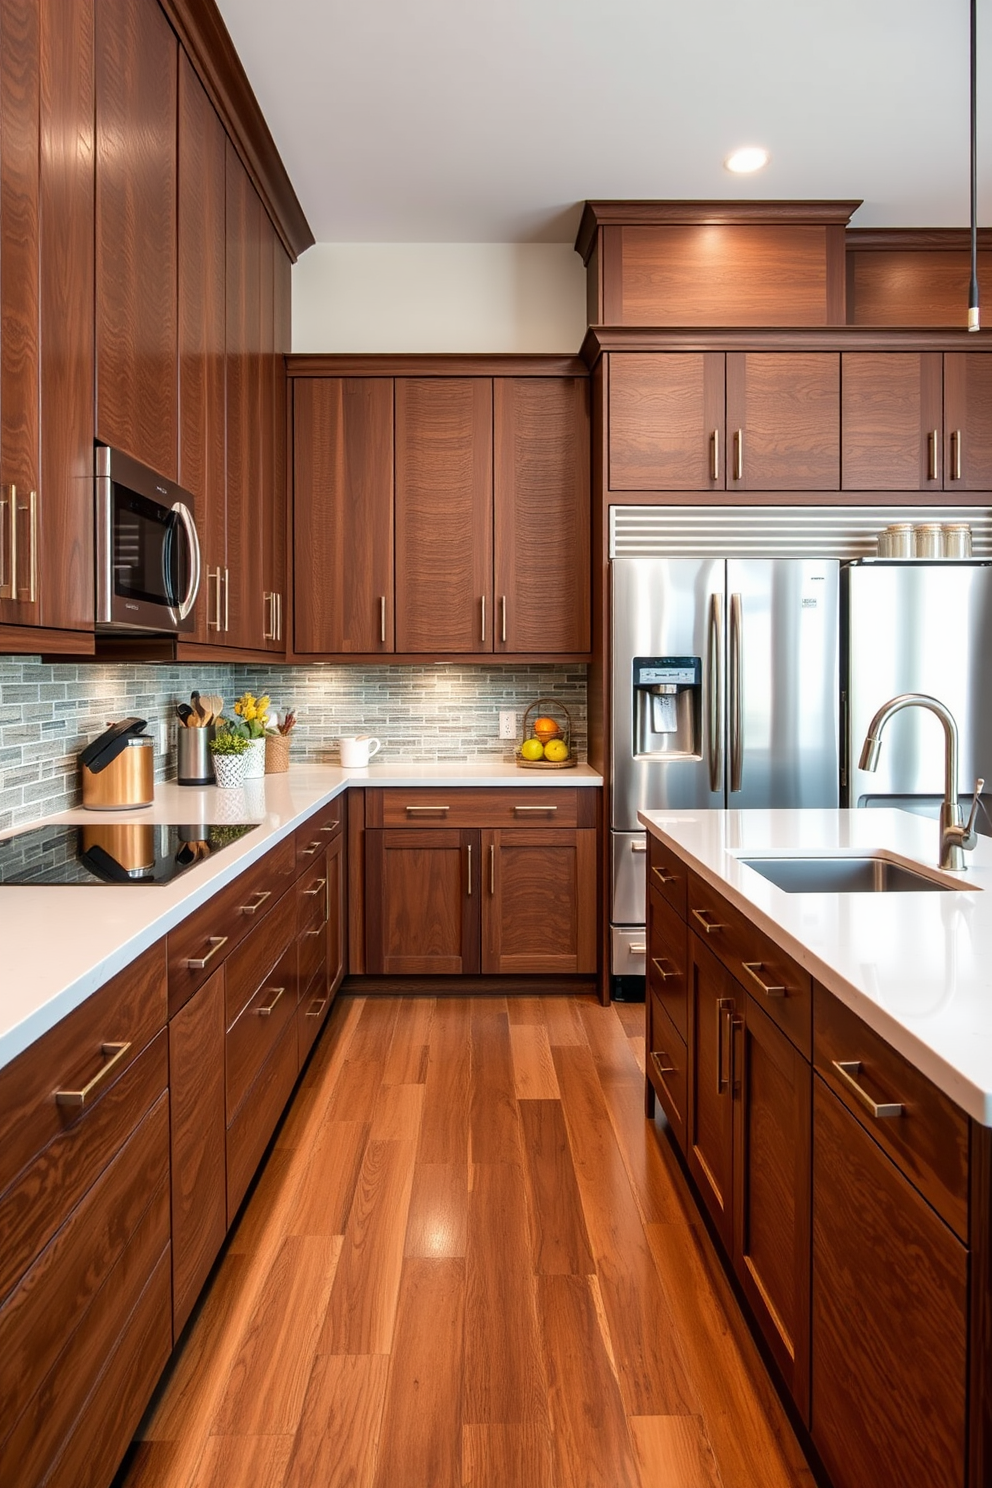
[117,995,815,1488]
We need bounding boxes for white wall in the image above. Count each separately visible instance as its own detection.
[292,242,587,354]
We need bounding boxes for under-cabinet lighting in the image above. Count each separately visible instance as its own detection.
[724,146,770,174]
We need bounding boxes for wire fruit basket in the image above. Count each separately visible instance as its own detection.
[515,698,576,770]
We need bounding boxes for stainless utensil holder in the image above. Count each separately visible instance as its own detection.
[177,726,215,786]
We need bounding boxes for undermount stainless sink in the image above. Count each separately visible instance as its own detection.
[738,855,964,894]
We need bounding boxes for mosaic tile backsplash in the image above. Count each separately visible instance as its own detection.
[0,658,587,831]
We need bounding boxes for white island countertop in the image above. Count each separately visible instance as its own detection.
[638,807,992,1126]
[0,760,602,1072]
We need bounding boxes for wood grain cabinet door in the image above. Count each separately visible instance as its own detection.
[95,0,177,481]
[481,828,597,974]
[733,993,811,1421]
[294,377,394,653]
[365,828,480,974]
[811,1075,967,1488]
[841,352,943,491]
[493,377,591,653]
[395,377,493,653]
[944,352,992,489]
[608,352,725,491]
[726,353,839,490]
[687,930,736,1251]
[225,142,264,649]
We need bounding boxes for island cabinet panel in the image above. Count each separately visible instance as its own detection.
[687,930,737,1252]
[482,828,597,974]
[493,377,591,653]
[394,377,493,653]
[607,353,726,491]
[94,0,178,481]
[178,53,227,647]
[647,883,687,1039]
[169,963,226,1340]
[734,993,811,1420]
[293,377,394,653]
[943,352,992,490]
[725,352,840,490]
[365,828,481,974]
[811,1075,967,1488]
[841,352,943,490]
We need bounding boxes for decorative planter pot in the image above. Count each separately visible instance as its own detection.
[265,734,291,774]
[243,737,266,780]
[212,752,248,789]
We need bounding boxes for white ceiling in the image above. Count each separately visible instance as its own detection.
[217,0,992,244]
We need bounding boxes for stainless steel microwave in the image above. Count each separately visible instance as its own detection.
[95,444,201,633]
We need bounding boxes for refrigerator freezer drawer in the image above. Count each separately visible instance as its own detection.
[612,831,647,924]
[612,926,646,978]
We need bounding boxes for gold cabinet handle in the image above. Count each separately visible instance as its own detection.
[263,591,276,641]
[257,986,285,1017]
[489,841,495,894]
[711,428,720,483]
[467,842,473,896]
[17,490,37,603]
[320,822,341,834]
[1,483,16,601]
[306,995,328,1019]
[55,1041,132,1107]
[652,865,676,886]
[379,595,387,644]
[741,961,786,998]
[927,430,939,482]
[186,934,228,970]
[651,956,679,981]
[239,889,272,917]
[405,804,450,815]
[304,926,323,938]
[512,804,558,813]
[951,428,962,481]
[692,907,725,935]
[500,594,507,643]
[480,594,486,643]
[304,877,327,897]
[0,485,10,598]
[301,840,322,856]
[224,567,230,632]
[650,1050,676,1079]
[206,567,222,630]
[277,592,282,642]
[733,428,743,482]
[831,1060,904,1119]
[716,998,734,1094]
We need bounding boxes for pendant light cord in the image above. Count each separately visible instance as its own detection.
[970,0,981,329]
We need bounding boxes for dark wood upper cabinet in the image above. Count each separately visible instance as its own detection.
[726,352,840,490]
[225,141,263,650]
[943,352,992,490]
[395,377,493,653]
[293,378,394,654]
[607,353,725,491]
[178,53,227,647]
[494,378,591,654]
[841,352,943,490]
[95,0,177,481]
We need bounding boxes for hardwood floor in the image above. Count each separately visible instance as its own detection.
[117,995,815,1488]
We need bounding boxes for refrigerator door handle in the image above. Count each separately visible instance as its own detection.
[708,591,724,793]
[729,591,743,793]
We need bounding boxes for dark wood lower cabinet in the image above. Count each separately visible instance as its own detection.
[366,828,480,974]
[811,1075,967,1488]
[482,827,596,974]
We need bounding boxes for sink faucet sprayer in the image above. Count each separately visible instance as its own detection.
[858,693,984,871]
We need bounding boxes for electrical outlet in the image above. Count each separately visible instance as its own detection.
[499,710,517,740]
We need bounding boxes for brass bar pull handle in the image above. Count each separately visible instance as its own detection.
[405,805,450,815]
[6,484,17,601]
[239,889,272,917]
[0,486,9,597]
[306,996,329,1019]
[263,592,275,641]
[480,594,486,643]
[733,429,743,482]
[257,986,285,1017]
[304,877,327,897]
[692,907,725,935]
[55,1041,132,1107]
[223,567,230,632]
[320,822,341,833]
[513,804,558,814]
[741,961,786,998]
[832,1060,904,1119]
[951,428,963,481]
[301,840,322,856]
[23,491,37,602]
[276,592,282,643]
[731,1014,743,1091]
[186,935,228,970]
[500,595,507,643]
[927,430,938,482]
[304,926,323,938]
[711,428,719,483]
[650,1050,676,1079]
[716,997,733,1094]
[380,595,386,643]
[489,842,495,894]
[467,842,473,896]
[207,568,222,630]
[651,956,679,981]
[651,865,675,886]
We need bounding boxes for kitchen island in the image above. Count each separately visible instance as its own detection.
[638,805,992,1488]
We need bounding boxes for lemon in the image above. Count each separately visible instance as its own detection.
[543,739,569,762]
[520,738,545,761]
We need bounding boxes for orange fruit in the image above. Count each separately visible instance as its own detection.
[533,716,560,742]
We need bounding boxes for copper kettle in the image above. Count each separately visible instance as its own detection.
[80,718,154,810]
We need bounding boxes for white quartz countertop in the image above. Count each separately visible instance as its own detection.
[0,760,602,1072]
[638,807,992,1125]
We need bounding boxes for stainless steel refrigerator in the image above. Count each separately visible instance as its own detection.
[611,557,840,984]
[844,560,992,819]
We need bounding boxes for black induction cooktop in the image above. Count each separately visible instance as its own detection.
[0,822,259,886]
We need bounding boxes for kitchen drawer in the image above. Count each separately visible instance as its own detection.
[224,885,297,1028]
[814,984,969,1241]
[648,991,688,1151]
[0,941,166,1217]
[294,803,344,874]
[298,913,327,997]
[298,959,332,1068]
[647,884,687,1040]
[647,834,688,921]
[167,834,295,1016]
[226,940,298,1125]
[366,786,592,830]
[297,853,329,932]
[227,1014,300,1224]
[0,1088,170,1452]
[688,870,811,1058]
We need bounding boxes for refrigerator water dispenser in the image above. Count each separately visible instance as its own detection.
[632,657,702,759]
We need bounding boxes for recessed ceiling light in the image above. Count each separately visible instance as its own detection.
[724,146,770,174]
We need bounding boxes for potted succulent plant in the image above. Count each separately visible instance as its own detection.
[265,708,296,774]
[208,728,252,789]
[228,692,271,779]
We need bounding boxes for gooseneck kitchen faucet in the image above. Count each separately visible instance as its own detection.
[859,693,984,870]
